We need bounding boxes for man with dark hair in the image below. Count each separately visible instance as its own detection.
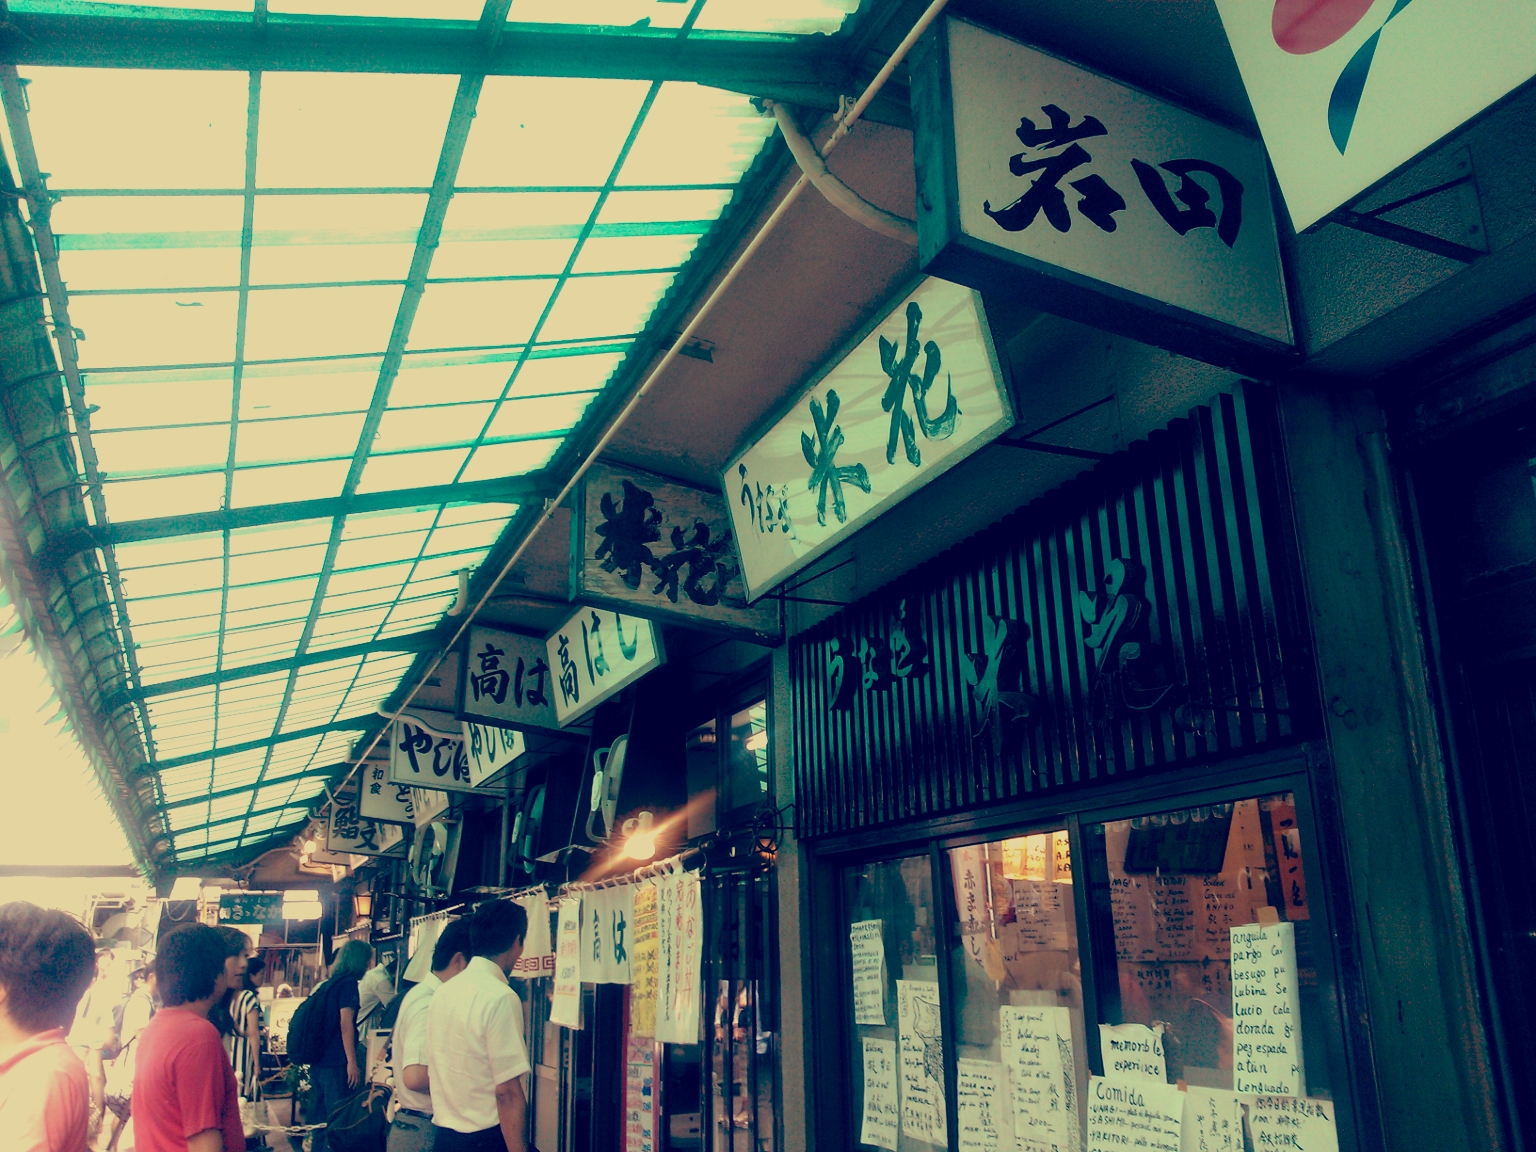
[132,924,244,1152]
[424,901,530,1152]
[0,901,96,1151]
[386,918,473,1152]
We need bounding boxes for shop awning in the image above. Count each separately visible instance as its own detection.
[0,0,862,878]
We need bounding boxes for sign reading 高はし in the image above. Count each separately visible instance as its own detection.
[723,275,1014,602]
[911,17,1292,369]
[545,607,663,726]
[1213,0,1536,231]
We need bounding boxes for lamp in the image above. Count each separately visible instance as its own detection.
[622,811,656,861]
[353,892,373,919]
[283,889,323,921]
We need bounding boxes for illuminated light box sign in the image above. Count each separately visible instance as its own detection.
[457,625,563,734]
[723,275,1013,602]
[911,17,1293,370]
[574,461,783,643]
[545,606,663,726]
[1214,0,1536,231]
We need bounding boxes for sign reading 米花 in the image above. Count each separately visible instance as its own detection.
[575,461,782,643]
[457,625,562,734]
[723,275,1013,602]
[545,607,663,726]
[1213,0,1536,231]
[911,17,1292,369]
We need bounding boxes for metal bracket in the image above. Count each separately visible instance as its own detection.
[1329,145,1488,264]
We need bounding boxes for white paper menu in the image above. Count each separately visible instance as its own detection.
[1229,922,1304,1096]
[860,1037,900,1150]
[851,919,888,1026]
[1000,1005,1078,1152]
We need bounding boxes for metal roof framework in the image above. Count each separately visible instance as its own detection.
[0,0,870,879]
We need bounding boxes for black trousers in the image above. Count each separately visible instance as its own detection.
[432,1124,508,1152]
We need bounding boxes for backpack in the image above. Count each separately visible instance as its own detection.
[284,978,336,1065]
[326,1084,390,1152]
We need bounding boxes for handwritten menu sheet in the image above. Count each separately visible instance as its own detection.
[851,920,888,1025]
[1243,1095,1338,1152]
[630,882,659,1037]
[551,897,583,1029]
[957,1059,1011,1152]
[1179,1087,1244,1152]
[1098,1022,1168,1083]
[1086,1077,1183,1152]
[1000,1005,1077,1152]
[1012,880,1071,951]
[624,1036,656,1152]
[1230,923,1304,1096]
[860,1038,900,1151]
[897,980,947,1145]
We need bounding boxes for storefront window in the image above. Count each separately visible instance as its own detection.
[1085,794,1332,1098]
[947,831,1087,1152]
[724,700,770,817]
[845,855,941,1152]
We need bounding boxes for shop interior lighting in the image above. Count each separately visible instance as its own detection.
[283,888,323,920]
[353,891,373,918]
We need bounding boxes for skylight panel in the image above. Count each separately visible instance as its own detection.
[257,72,459,189]
[373,403,495,453]
[243,284,402,361]
[268,0,482,16]
[508,0,690,29]
[431,191,596,279]
[88,371,235,433]
[115,534,224,570]
[125,588,224,627]
[103,474,226,522]
[389,357,514,407]
[248,194,426,286]
[227,545,331,586]
[694,0,859,34]
[333,529,431,571]
[226,576,318,615]
[422,518,507,557]
[19,68,247,190]
[70,291,238,370]
[458,77,651,188]
[356,449,472,493]
[239,362,381,420]
[537,271,673,343]
[231,460,351,507]
[235,412,367,467]
[116,557,224,600]
[138,634,220,674]
[93,425,231,480]
[343,509,440,538]
[324,561,415,598]
[230,520,334,554]
[572,232,699,274]
[222,622,309,659]
[601,188,735,221]
[508,349,624,394]
[53,195,243,291]
[310,606,393,646]
[130,615,222,648]
[408,280,554,352]
[460,437,561,482]
[618,84,775,187]
[485,390,598,442]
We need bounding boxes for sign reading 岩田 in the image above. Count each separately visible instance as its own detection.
[544,606,663,727]
[575,461,782,643]
[723,276,1013,602]
[1213,0,1536,231]
[911,18,1292,369]
[457,625,562,734]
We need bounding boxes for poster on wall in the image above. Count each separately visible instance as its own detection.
[911,18,1292,369]
[457,625,563,734]
[723,275,1014,601]
[1212,0,1536,230]
[545,606,663,727]
[575,461,783,643]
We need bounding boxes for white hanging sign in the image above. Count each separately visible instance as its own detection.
[1213,0,1536,231]
[461,719,525,789]
[459,625,563,733]
[914,18,1292,366]
[551,896,583,1029]
[387,709,475,794]
[512,892,555,979]
[545,606,664,726]
[653,871,703,1044]
[724,275,1014,601]
[358,759,414,824]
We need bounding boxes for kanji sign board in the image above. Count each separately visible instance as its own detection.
[545,606,663,726]
[722,275,1013,602]
[912,17,1293,370]
[1214,0,1536,231]
[326,783,405,858]
[457,625,563,734]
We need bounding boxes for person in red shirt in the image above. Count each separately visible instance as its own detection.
[0,901,97,1152]
[132,925,244,1152]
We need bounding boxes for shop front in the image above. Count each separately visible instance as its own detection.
[787,385,1374,1152]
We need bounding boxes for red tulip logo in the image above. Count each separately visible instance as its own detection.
[1271,0,1377,54]
[1271,0,1418,153]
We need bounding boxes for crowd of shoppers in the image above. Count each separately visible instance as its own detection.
[0,896,531,1152]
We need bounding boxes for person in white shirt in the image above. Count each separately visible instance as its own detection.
[387,918,472,1152]
[423,901,529,1152]
[357,950,397,1040]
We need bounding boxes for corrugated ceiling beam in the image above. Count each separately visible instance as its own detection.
[2,7,847,96]
[35,473,548,568]
[148,713,375,774]
[101,627,438,713]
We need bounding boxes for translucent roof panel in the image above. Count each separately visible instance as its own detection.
[14,33,784,863]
